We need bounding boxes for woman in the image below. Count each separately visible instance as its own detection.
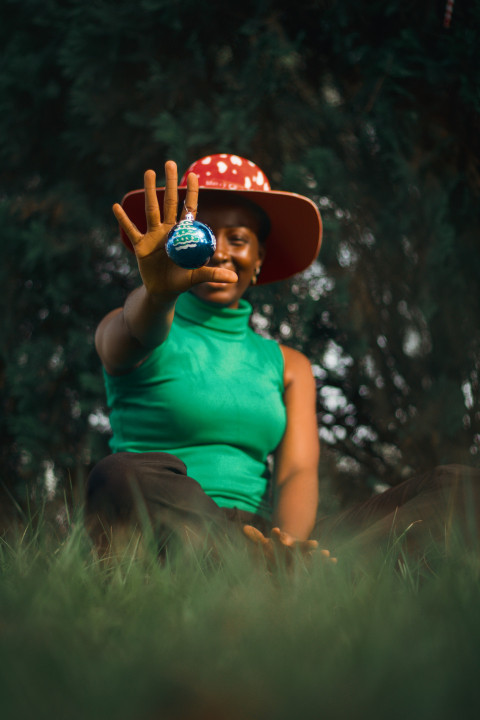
[87,154,480,561]
[87,154,325,559]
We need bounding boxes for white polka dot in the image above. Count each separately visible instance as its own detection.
[230,155,242,166]
[263,182,269,190]
[248,161,255,166]
[232,169,237,174]
[255,171,264,185]
[206,171,211,176]
[217,161,228,173]
[201,156,212,165]
[219,154,228,158]
[244,177,252,189]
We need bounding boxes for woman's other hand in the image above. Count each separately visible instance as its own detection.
[243,524,337,570]
[113,161,238,299]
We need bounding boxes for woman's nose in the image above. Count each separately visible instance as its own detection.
[211,232,229,263]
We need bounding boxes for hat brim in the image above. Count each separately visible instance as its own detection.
[120,186,322,285]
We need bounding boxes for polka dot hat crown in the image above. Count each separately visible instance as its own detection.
[182,154,271,191]
[120,153,322,284]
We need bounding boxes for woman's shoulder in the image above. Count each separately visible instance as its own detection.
[279,345,314,389]
[279,344,312,366]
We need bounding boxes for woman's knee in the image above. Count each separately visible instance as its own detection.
[86,451,194,521]
[426,464,480,493]
[86,453,142,520]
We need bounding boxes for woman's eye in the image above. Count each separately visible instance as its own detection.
[229,235,248,245]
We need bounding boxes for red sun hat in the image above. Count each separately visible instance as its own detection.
[120,153,322,285]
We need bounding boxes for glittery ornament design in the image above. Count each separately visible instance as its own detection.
[166,212,216,269]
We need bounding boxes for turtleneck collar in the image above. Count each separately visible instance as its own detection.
[175,291,252,336]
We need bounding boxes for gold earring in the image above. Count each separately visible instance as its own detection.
[252,267,260,285]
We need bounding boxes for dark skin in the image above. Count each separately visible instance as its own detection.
[96,161,335,565]
[190,202,265,309]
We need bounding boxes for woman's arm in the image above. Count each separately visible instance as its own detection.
[95,162,237,375]
[242,346,328,564]
[94,289,177,375]
[272,345,320,540]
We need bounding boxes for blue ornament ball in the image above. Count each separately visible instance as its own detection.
[166,218,216,269]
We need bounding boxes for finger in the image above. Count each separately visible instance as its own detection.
[243,525,268,546]
[319,548,338,564]
[270,527,295,548]
[163,160,178,226]
[243,527,277,570]
[144,170,161,231]
[300,539,319,553]
[112,203,142,245]
[190,266,238,285]
[243,525,260,541]
[181,172,199,220]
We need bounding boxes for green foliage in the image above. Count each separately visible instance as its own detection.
[0,192,132,495]
[0,0,479,507]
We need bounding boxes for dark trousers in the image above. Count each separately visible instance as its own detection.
[316,463,480,555]
[86,452,270,552]
[86,452,480,556]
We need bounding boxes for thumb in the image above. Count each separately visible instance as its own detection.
[243,525,268,546]
[190,266,238,285]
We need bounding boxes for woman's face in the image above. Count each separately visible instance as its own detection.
[190,198,265,308]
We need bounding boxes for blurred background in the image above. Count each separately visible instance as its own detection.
[1,0,479,521]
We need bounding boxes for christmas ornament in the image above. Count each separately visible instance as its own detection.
[166,211,216,269]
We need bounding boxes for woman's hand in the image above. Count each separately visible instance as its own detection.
[112,161,238,299]
[243,525,337,570]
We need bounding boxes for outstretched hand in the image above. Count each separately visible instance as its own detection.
[112,161,238,298]
[243,525,337,570]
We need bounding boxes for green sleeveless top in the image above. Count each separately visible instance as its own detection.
[103,292,287,518]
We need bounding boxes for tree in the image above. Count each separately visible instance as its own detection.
[0,0,478,513]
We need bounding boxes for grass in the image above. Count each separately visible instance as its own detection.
[1,502,480,720]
